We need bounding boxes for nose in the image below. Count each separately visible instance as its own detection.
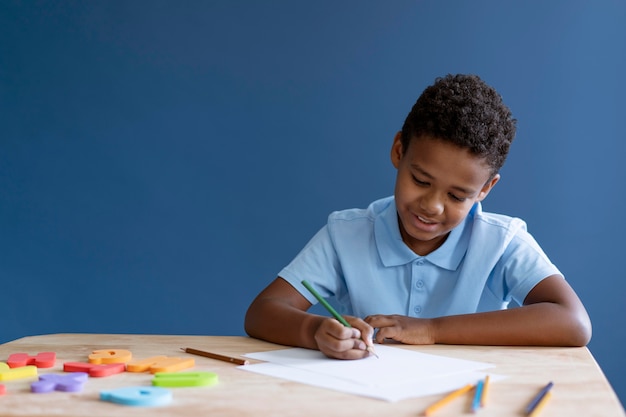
[419,190,444,216]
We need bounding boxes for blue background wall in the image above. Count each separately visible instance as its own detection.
[1,0,624,406]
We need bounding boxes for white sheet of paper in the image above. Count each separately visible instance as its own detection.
[243,345,494,387]
[239,345,503,402]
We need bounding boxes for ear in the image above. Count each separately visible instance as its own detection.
[476,173,500,202]
[390,131,404,169]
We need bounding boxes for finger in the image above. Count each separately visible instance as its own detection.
[320,318,355,340]
[321,337,365,353]
[374,325,399,343]
[325,349,371,360]
[365,315,398,343]
[317,320,365,351]
[323,341,370,360]
[364,314,396,328]
[319,336,368,359]
[345,316,375,344]
[339,348,371,360]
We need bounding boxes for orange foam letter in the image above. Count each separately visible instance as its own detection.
[88,349,132,364]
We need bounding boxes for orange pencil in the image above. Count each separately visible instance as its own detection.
[480,374,490,406]
[424,384,474,416]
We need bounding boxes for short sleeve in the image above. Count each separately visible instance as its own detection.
[490,229,562,305]
[278,225,343,305]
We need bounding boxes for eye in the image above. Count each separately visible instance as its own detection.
[449,193,466,202]
[412,175,428,186]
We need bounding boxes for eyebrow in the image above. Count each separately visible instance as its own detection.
[411,164,476,195]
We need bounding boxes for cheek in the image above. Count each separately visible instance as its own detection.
[394,175,412,198]
[396,174,420,195]
[444,203,474,224]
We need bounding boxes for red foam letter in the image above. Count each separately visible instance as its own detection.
[7,352,56,368]
[63,362,125,377]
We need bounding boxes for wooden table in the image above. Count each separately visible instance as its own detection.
[0,334,623,417]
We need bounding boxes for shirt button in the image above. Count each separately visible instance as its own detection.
[415,280,425,290]
[414,305,422,314]
[415,259,424,266]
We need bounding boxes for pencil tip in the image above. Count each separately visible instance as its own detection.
[367,346,379,358]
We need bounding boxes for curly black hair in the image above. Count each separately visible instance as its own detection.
[400,74,517,176]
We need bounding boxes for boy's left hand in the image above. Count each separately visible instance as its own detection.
[365,314,435,345]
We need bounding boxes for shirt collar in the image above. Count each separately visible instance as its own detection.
[375,199,476,270]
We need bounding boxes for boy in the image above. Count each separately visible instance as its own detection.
[245,74,592,360]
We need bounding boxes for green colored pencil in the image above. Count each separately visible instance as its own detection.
[302,280,350,326]
[301,280,378,358]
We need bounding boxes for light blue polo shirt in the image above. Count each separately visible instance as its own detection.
[279,196,561,319]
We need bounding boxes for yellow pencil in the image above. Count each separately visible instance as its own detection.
[528,391,552,417]
[525,382,553,415]
[424,384,474,416]
[480,374,490,407]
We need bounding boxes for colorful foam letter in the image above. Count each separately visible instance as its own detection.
[88,349,132,364]
[0,384,5,395]
[31,372,88,393]
[125,356,168,372]
[126,356,194,373]
[63,362,125,377]
[8,352,56,368]
[152,371,218,387]
[100,386,172,407]
[0,362,37,381]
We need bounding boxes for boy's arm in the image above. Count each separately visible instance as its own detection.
[245,277,374,358]
[366,275,592,346]
[245,277,322,349]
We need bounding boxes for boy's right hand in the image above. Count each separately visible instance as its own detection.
[314,316,374,360]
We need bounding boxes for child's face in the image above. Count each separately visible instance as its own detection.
[391,133,500,256]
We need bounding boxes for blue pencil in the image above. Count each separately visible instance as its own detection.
[525,382,554,415]
[471,379,484,413]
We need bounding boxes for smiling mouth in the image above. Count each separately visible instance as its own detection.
[417,215,437,225]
